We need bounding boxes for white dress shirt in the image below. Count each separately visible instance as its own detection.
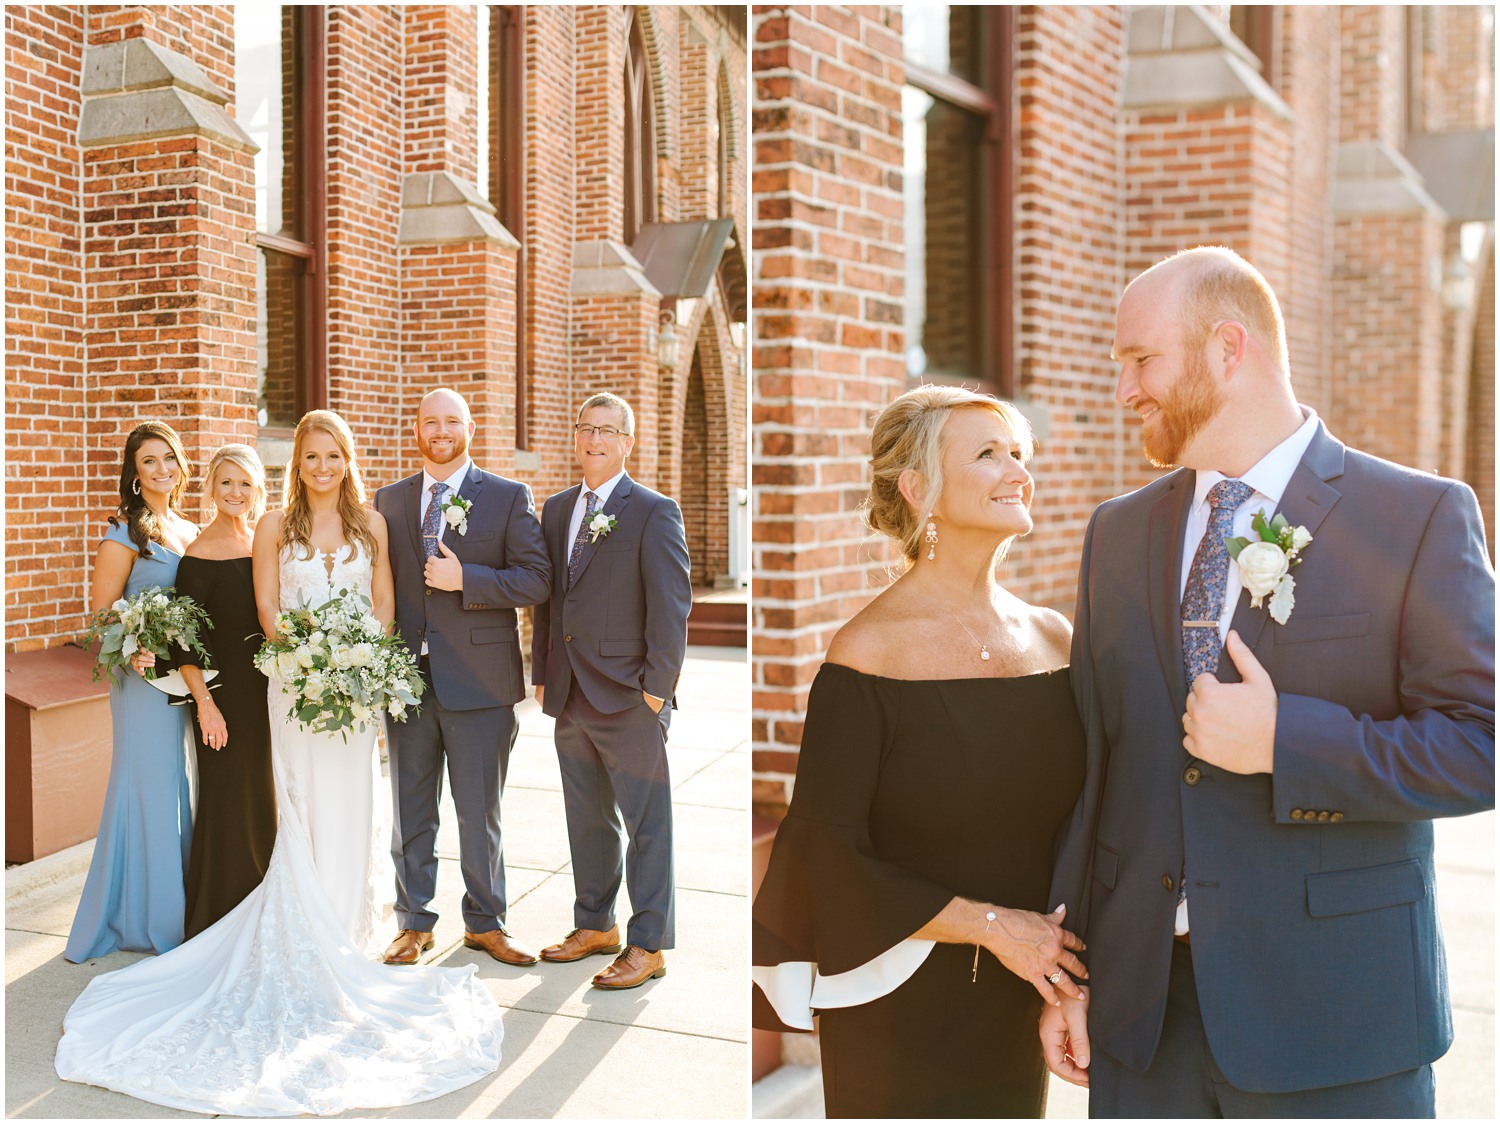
[565,469,626,549]
[1175,407,1319,933]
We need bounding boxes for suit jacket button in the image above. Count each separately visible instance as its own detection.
[425,589,432,597]
[1290,808,1304,820]
[564,634,573,643]
[1331,812,1344,822]
[1184,766,1202,785]
[1161,874,1174,892]
[1317,810,1331,822]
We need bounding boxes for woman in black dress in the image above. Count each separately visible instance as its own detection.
[173,444,277,938]
[752,386,1089,1118]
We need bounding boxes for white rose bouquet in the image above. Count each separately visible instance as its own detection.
[1226,510,1313,625]
[254,588,424,739]
[83,585,212,687]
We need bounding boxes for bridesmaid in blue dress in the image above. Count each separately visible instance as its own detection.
[64,421,201,963]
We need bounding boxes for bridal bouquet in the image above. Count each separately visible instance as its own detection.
[255,589,424,738]
[83,585,212,687]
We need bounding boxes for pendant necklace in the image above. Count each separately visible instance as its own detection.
[952,610,994,662]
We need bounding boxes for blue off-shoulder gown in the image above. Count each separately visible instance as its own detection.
[64,522,193,963]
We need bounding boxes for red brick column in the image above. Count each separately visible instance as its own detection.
[78,15,258,532]
[6,6,89,651]
[1010,5,1128,613]
[325,5,405,488]
[517,5,579,503]
[398,7,519,475]
[1330,5,1447,471]
[1273,5,1339,418]
[751,5,906,816]
[1466,247,1495,554]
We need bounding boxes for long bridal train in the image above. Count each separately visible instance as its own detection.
[55,546,504,1117]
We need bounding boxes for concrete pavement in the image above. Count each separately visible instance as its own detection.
[7,646,750,1119]
[754,810,1495,1118]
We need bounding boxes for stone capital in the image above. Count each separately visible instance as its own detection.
[79,38,255,151]
[398,172,519,247]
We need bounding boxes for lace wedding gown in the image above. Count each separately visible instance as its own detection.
[55,544,504,1116]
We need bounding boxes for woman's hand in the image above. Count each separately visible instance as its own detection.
[983,903,1088,1006]
[196,697,228,750]
[129,650,156,675]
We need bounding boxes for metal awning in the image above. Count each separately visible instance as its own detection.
[1404,128,1495,221]
[629,220,736,300]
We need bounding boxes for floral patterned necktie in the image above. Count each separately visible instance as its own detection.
[567,490,600,582]
[1181,478,1254,687]
[422,482,449,562]
[1176,477,1252,916]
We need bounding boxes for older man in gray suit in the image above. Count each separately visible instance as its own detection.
[1040,247,1495,1116]
[375,388,551,968]
[532,391,692,990]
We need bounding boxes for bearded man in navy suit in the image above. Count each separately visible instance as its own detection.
[375,388,551,968]
[1040,247,1495,1117]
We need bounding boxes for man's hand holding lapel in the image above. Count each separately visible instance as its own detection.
[423,540,463,591]
[1183,630,1276,774]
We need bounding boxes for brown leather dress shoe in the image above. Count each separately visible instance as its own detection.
[592,945,666,990]
[539,925,623,963]
[383,929,435,965]
[463,926,540,966]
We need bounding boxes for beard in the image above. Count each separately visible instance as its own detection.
[418,430,469,466]
[1140,350,1223,468]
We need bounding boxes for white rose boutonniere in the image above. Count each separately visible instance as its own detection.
[587,511,618,543]
[1226,510,1312,625]
[439,492,472,536]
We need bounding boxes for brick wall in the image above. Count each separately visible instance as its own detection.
[404,6,480,182]
[519,5,580,505]
[751,5,906,814]
[1274,5,1338,416]
[79,7,258,521]
[6,3,747,656]
[750,3,1495,823]
[1009,5,1128,612]
[1467,246,1496,552]
[325,5,405,490]
[5,5,89,650]
[1339,5,1404,148]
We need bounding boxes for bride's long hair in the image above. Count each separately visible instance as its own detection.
[279,410,377,562]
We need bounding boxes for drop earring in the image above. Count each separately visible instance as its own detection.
[925,514,938,561]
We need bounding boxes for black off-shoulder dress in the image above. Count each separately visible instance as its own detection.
[175,554,277,938]
[752,661,1086,1119]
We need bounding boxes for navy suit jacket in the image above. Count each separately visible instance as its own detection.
[1050,422,1495,1093]
[374,463,550,711]
[531,473,692,717]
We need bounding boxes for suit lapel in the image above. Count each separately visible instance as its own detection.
[549,484,582,592]
[568,475,634,589]
[440,463,485,553]
[1217,423,1345,680]
[403,474,425,559]
[1148,470,1195,720]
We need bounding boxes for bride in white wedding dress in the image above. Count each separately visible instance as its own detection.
[55,411,504,1117]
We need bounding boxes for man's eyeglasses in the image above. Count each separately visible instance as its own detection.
[574,424,628,439]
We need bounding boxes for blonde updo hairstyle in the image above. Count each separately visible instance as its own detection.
[205,443,267,523]
[862,385,1034,566]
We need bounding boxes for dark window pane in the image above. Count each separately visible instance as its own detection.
[903,88,983,381]
[258,248,304,430]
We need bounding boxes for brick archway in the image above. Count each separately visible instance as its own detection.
[665,299,733,586]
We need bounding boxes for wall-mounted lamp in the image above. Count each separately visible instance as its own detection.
[1442,254,1476,313]
[659,307,678,372]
